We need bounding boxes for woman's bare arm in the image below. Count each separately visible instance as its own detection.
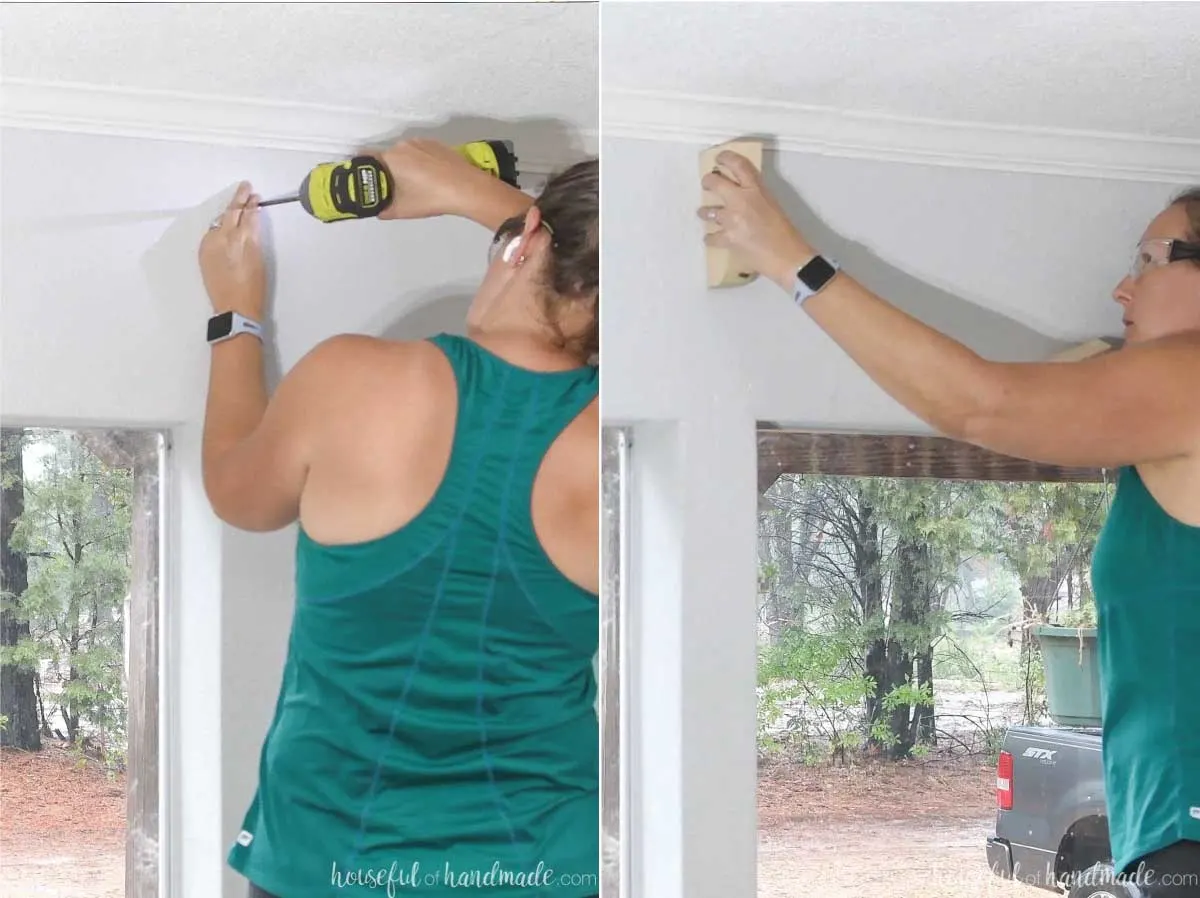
[700,150,1200,469]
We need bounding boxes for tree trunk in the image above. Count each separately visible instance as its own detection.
[35,670,51,736]
[760,478,820,643]
[786,484,822,634]
[913,537,938,748]
[758,504,789,645]
[857,495,891,753]
[915,648,936,745]
[1019,548,1074,721]
[771,502,795,641]
[757,512,775,642]
[66,648,80,744]
[0,427,41,750]
[887,535,924,759]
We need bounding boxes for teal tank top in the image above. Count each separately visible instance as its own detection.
[1090,465,1200,875]
[228,334,600,898]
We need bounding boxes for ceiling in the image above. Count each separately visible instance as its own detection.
[0,2,598,163]
[603,1,1200,140]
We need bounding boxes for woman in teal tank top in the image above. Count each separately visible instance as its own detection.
[695,155,1200,892]
[197,140,600,897]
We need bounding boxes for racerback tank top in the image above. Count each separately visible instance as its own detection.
[1090,465,1200,875]
[227,333,600,898]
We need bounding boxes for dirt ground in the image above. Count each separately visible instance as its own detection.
[0,744,124,898]
[757,755,1048,897]
[2,746,1048,898]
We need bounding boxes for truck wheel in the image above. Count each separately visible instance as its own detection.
[1066,863,1138,898]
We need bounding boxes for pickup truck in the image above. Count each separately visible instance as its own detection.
[985,724,1134,897]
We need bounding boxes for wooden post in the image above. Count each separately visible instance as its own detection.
[78,430,160,898]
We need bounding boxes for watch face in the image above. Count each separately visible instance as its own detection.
[207,311,234,342]
[800,255,837,289]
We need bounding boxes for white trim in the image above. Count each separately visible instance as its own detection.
[170,423,225,898]
[160,430,180,898]
[0,79,593,176]
[603,88,1200,184]
[617,428,633,898]
[628,423,685,898]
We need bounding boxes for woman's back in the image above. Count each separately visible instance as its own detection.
[228,333,600,898]
[295,333,598,589]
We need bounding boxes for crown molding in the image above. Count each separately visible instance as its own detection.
[603,88,1200,184]
[0,79,595,178]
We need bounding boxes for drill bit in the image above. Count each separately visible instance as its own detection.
[256,195,300,208]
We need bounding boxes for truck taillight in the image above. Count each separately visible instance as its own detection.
[997,750,1014,810]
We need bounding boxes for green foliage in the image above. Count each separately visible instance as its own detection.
[5,430,130,754]
[1021,641,1049,724]
[757,469,1113,761]
[1059,600,1097,629]
[972,480,1111,610]
[982,725,1008,765]
[759,626,875,762]
[0,713,8,733]
[882,680,933,713]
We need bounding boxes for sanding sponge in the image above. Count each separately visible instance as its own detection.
[1047,336,1124,362]
[700,139,764,288]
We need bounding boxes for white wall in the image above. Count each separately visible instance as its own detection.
[1,127,495,898]
[603,137,1188,427]
[601,135,1190,898]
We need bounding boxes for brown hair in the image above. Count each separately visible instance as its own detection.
[496,158,598,364]
[1171,186,1200,245]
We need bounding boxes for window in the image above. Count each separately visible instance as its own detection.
[1,427,165,898]
[755,427,1112,895]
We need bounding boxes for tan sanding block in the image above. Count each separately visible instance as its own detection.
[1047,336,1124,362]
[700,139,764,288]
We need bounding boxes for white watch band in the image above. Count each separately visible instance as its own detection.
[209,311,264,345]
[792,256,841,305]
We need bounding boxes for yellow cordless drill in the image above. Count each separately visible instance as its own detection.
[257,140,519,223]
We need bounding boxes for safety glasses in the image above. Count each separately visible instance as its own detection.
[488,232,516,266]
[487,219,557,267]
[1130,238,1200,280]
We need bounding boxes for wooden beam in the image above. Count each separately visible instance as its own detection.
[757,430,1108,493]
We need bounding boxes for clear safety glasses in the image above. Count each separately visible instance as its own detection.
[488,231,524,266]
[1129,238,1200,280]
[487,220,557,266]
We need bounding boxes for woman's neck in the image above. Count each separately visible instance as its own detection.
[464,324,585,371]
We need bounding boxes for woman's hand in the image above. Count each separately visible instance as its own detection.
[375,138,498,221]
[697,151,815,290]
[199,182,267,319]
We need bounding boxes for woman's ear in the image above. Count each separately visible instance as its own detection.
[517,206,548,264]
[522,204,544,236]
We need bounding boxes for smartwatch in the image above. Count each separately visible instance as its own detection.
[207,311,264,345]
[792,254,841,305]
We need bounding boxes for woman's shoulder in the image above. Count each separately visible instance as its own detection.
[298,333,446,375]
[294,334,455,412]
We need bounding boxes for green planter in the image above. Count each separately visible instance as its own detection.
[1033,625,1102,727]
